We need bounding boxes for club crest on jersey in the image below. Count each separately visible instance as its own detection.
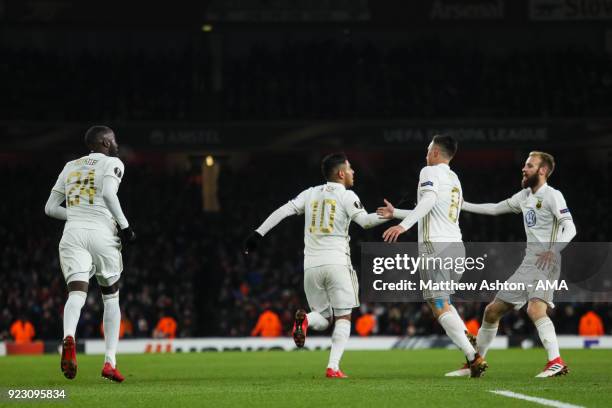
[420,181,433,187]
[525,209,537,227]
[114,167,123,179]
[536,199,542,209]
[354,201,363,209]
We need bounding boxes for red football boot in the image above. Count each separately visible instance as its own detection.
[535,357,569,378]
[60,335,77,380]
[292,309,308,348]
[326,368,348,378]
[101,362,125,383]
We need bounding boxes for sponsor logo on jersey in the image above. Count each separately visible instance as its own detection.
[354,201,363,209]
[560,208,570,214]
[536,199,543,209]
[420,181,434,187]
[114,167,123,178]
[525,209,537,227]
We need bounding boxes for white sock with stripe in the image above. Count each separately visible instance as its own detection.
[438,311,476,361]
[534,317,560,361]
[307,311,329,331]
[63,291,86,338]
[328,319,351,370]
[476,321,499,358]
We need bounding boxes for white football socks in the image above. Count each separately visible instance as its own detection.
[307,311,330,331]
[534,317,561,361]
[449,305,468,330]
[438,311,476,361]
[328,319,351,370]
[63,291,86,339]
[476,320,499,358]
[102,292,121,367]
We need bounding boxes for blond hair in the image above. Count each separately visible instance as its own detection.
[529,151,555,178]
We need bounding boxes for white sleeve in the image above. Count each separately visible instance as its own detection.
[552,218,577,253]
[343,190,367,221]
[548,190,573,222]
[353,213,391,229]
[398,191,437,230]
[51,164,68,195]
[44,190,67,220]
[102,176,129,229]
[104,158,125,184]
[255,202,299,236]
[287,188,311,215]
[418,166,439,195]
[461,200,514,216]
[505,190,526,214]
[393,209,412,219]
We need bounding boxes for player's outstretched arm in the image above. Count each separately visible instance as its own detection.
[461,200,514,216]
[44,190,67,220]
[382,191,437,242]
[376,199,413,220]
[245,202,300,254]
[352,212,391,229]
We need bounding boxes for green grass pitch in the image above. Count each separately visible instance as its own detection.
[1,349,610,407]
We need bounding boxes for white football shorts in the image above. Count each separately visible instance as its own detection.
[303,264,359,318]
[59,228,123,286]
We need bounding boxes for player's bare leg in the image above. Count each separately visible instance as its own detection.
[430,299,486,378]
[100,281,125,382]
[326,313,351,378]
[61,280,88,379]
[527,299,568,377]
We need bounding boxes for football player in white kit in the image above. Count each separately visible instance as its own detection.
[458,151,576,377]
[244,153,392,378]
[44,126,136,382]
[379,135,487,378]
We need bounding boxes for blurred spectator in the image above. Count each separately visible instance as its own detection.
[579,311,604,336]
[250,307,282,337]
[356,313,376,337]
[10,315,35,344]
[154,315,178,339]
[465,318,480,337]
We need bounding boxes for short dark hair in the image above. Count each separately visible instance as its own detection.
[84,125,113,149]
[321,152,348,181]
[432,134,458,159]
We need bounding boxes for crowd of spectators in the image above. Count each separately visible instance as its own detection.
[0,146,610,342]
[5,39,611,121]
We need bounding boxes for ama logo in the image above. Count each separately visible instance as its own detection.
[525,209,537,227]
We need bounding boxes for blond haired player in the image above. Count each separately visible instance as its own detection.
[378,135,487,378]
[44,126,136,382]
[457,151,576,377]
[244,153,391,378]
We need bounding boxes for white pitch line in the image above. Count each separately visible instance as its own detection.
[490,390,585,408]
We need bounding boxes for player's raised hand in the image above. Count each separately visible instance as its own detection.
[382,225,406,243]
[244,231,263,254]
[376,199,395,219]
[119,226,136,246]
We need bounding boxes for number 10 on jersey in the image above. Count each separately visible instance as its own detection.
[309,199,336,233]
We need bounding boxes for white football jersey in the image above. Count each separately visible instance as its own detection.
[289,182,367,269]
[417,164,463,244]
[505,183,572,249]
[51,152,125,234]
